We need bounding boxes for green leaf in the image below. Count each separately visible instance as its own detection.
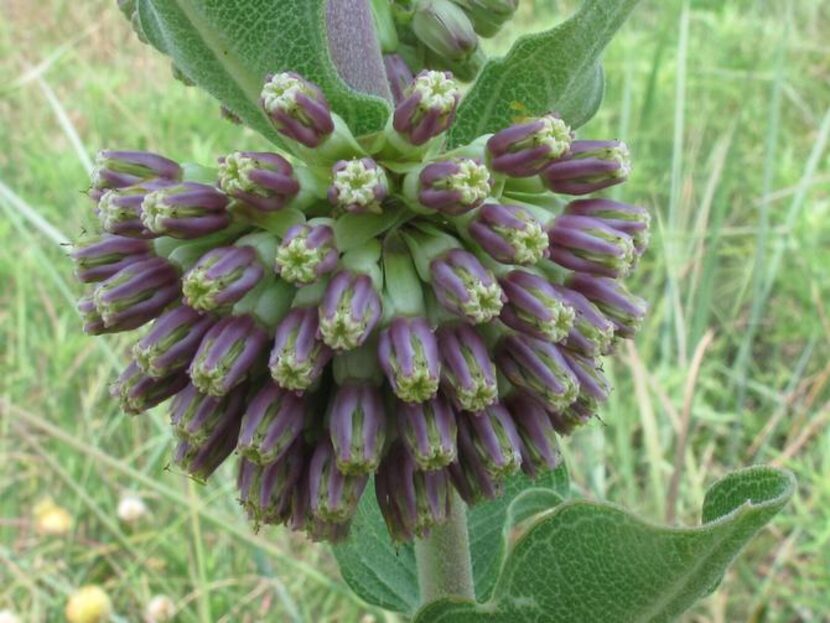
[137,0,391,144]
[448,0,640,147]
[332,464,570,613]
[413,466,795,623]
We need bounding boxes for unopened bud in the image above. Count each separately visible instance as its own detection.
[410,158,491,215]
[329,383,386,474]
[468,203,549,265]
[111,361,189,414]
[328,158,389,214]
[261,73,335,148]
[133,305,215,378]
[436,323,498,412]
[505,392,561,478]
[308,438,368,523]
[430,249,504,323]
[393,70,460,146]
[238,382,306,465]
[141,182,230,238]
[383,54,415,104]
[318,271,383,350]
[398,394,458,470]
[91,149,181,191]
[542,139,631,195]
[217,151,300,212]
[566,273,648,339]
[170,382,248,446]
[565,198,651,254]
[97,181,172,238]
[453,0,518,38]
[500,270,576,342]
[71,234,153,283]
[269,307,333,392]
[487,114,572,177]
[412,0,479,63]
[547,215,636,278]
[458,405,522,478]
[238,439,305,525]
[378,317,441,403]
[182,246,264,312]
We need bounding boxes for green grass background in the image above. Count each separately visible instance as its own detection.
[1,0,828,621]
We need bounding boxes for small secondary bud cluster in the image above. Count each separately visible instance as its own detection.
[73,68,648,543]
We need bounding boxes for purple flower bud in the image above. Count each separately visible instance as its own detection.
[547,215,636,278]
[412,0,479,63]
[269,307,333,392]
[430,249,504,323]
[173,411,240,481]
[468,203,549,265]
[274,223,338,285]
[170,382,247,446]
[458,406,522,478]
[436,323,498,412]
[416,158,491,215]
[91,149,181,191]
[567,273,648,339]
[560,349,611,408]
[111,361,188,415]
[378,317,441,403]
[565,198,650,255]
[383,54,415,105]
[260,73,335,148]
[318,271,383,350]
[555,287,615,356]
[328,158,389,214]
[97,181,172,238]
[505,392,561,478]
[238,440,305,525]
[217,151,300,212]
[133,305,215,378]
[308,438,368,524]
[448,431,503,505]
[71,234,153,283]
[237,381,306,464]
[542,140,632,195]
[398,394,458,470]
[500,270,576,342]
[92,257,180,331]
[189,315,269,396]
[549,397,595,435]
[140,182,230,238]
[496,334,579,412]
[182,246,264,313]
[77,293,111,335]
[329,383,386,474]
[393,70,461,146]
[375,442,451,541]
[487,114,573,177]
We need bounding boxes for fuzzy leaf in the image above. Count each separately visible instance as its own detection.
[333,465,570,613]
[448,0,640,147]
[413,466,795,623]
[137,0,391,145]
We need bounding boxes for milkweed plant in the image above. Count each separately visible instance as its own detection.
[69,0,794,620]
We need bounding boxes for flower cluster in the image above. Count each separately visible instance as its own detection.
[73,67,648,543]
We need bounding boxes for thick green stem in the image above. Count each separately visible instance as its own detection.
[414,491,475,604]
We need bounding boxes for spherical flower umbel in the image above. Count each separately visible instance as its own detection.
[72,69,650,543]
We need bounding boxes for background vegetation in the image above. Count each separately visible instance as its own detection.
[1,0,828,620]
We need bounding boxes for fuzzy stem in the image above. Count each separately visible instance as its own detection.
[414,491,475,604]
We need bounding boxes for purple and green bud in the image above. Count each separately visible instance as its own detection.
[384,53,415,105]
[97,182,171,238]
[547,214,637,278]
[555,286,615,356]
[499,270,576,342]
[549,397,595,435]
[71,234,153,283]
[182,246,264,313]
[188,315,269,396]
[565,198,651,254]
[217,151,300,212]
[561,349,611,408]
[393,70,461,146]
[412,0,479,63]
[92,256,180,331]
[567,273,648,339]
[133,305,215,378]
[77,293,110,335]
[410,158,491,215]
[542,139,632,195]
[238,439,305,525]
[260,73,335,148]
[436,323,498,412]
[275,222,338,285]
[238,381,306,465]
[487,114,573,177]
[269,307,333,392]
[173,413,241,481]
[458,405,522,478]
[91,149,181,192]
[496,334,579,412]
[170,382,247,446]
[328,158,389,214]
[452,0,519,38]
[398,394,458,470]
[468,203,549,265]
[111,361,189,415]
[308,438,368,524]
[378,316,441,403]
[505,392,562,478]
[375,441,451,541]
[430,249,504,323]
[140,182,230,238]
[318,271,383,350]
[448,429,503,504]
[329,383,386,474]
